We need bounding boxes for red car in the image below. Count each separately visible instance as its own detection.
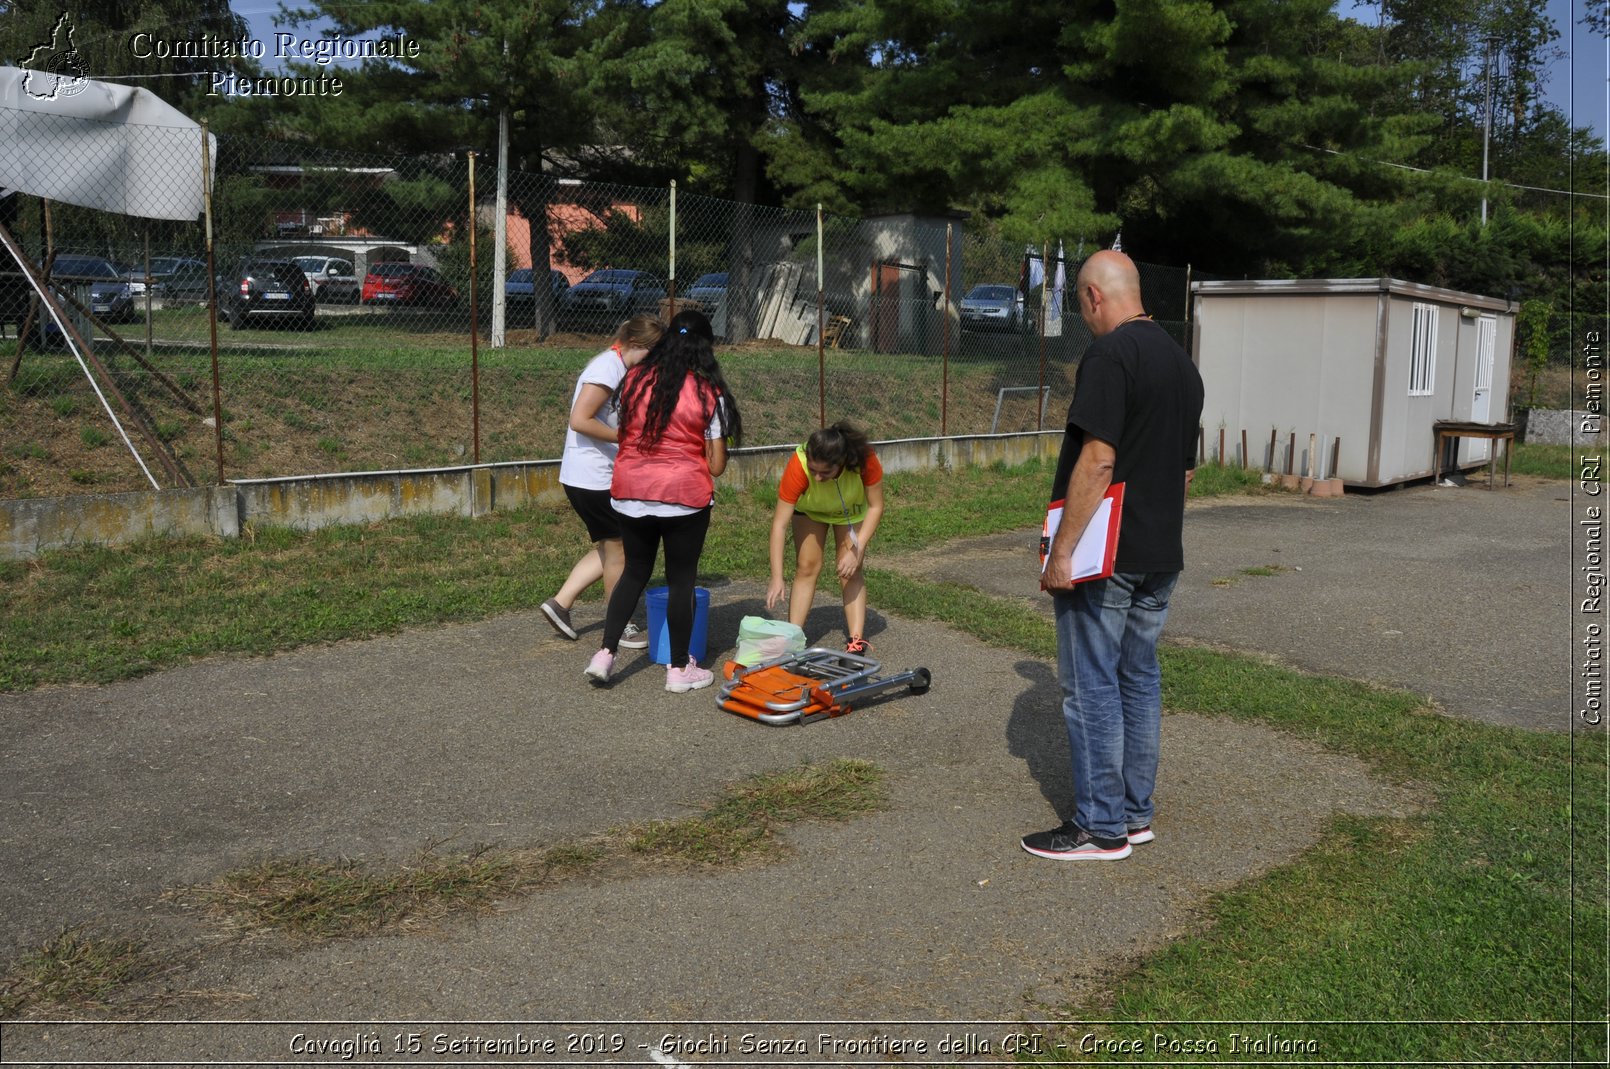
[361,263,459,306]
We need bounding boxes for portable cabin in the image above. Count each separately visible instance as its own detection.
[1190,278,1516,488]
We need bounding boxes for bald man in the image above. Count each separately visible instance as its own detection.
[1022,250,1205,862]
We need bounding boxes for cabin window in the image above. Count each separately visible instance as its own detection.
[1408,302,1438,396]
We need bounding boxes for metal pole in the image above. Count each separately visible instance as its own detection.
[492,105,508,348]
[941,221,951,436]
[668,180,678,312]
[1037,240,1049,430]
[142,229,153,359]
[868,256,876,356]
[468,151,480,465]
[817,203,825,429]
[1037,242,1050,431]
[1183,262,1193,357]
[202,121,224,486]
[1480,36,1494,226]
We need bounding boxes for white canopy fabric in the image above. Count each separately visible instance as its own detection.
[0,65,214,221]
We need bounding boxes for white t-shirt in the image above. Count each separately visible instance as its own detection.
[612,399,728,518]
[558,348,628,490]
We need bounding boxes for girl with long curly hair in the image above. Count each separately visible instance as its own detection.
[585,309,742,693]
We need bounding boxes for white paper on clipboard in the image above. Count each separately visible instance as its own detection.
[1039,482,1124,584]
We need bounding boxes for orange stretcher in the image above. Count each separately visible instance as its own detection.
[718,647,931,725]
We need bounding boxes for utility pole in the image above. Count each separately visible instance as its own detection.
[492,39,509,348]
[1480,35,1496,226]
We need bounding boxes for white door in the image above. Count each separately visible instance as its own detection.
[1469,316,1496,462]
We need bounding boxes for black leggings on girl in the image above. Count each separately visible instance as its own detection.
[603,507,712,667]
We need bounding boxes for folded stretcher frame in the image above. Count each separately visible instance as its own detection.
[718,647,931,725]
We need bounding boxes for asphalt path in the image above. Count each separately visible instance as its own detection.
[0,477,1563,1063]
[890,477,1572,733]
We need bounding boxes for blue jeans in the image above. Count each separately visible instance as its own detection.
[1053,571,1179,839]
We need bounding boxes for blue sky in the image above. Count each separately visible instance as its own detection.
[1340,0,1607,142]
[1536,0,1605,142]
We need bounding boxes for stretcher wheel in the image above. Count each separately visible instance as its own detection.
[909,667,932,694]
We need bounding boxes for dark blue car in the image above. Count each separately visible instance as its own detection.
[557,268,667,332]
[50,254,139,323]
[505,268,568,313]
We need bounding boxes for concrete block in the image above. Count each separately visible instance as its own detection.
[0,484,237,559]
[233,468,476,532]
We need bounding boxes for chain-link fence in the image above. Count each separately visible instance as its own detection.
[1,131,1201,500]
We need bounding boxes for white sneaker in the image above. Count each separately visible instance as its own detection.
[665,659,714,693]
[619,622,649,650]
[584,649,614,685]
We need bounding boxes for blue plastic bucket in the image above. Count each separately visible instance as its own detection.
[645,585,710,665]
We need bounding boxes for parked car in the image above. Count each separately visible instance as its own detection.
[683,271,728,308]
[557,268,667,331]
[90,277,139,322]
[143,257,213,301]
[294,255,360,303]
[41,254,138,323]
[959,283,1025,332]
[361,262,458,307]
[221,258,316,330]
[18,254,135,339]
[49,254,141,321]
[505,268,569,311]
[125,256,209,301]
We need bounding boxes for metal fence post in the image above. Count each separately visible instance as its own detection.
[202,120,224,486]
[492,107,508,349]
[942,221,951,436]
[817,203,825,429]
[468,151,480,465]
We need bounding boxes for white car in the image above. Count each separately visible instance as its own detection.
[294,256,360,303]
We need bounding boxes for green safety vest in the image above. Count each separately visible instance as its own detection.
[793,443,867,525]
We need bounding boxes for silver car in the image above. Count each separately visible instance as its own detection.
[294,255,360,304]
[959,283,1024,332]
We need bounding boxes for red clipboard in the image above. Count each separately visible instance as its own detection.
[1039,482,1125,589]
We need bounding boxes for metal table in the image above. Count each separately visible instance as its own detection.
[1433,420,1516,489]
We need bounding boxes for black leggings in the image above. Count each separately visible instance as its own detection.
[603,507,712,667]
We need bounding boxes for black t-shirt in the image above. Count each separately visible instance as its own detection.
[1051,319,1205,573]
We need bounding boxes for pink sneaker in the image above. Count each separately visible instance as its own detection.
[664,658,714,693]
[584,648,614,685]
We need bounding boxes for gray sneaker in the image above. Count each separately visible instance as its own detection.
[540,598,578,640]
[619,622,649,650]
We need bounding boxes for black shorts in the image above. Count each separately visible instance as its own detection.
[564,484,623,543]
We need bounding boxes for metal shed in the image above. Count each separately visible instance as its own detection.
[1190,278,1517,488]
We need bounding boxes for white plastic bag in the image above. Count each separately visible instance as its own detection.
[735,615,807,666]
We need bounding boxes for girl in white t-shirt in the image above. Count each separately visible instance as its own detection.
[540,315,665,646]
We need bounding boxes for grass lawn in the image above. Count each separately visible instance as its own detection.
[0,458,1600,1063]
[1502,441,1576,480]
[3,315,1072,498]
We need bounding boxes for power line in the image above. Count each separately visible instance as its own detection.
[1300,142,1610,200]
